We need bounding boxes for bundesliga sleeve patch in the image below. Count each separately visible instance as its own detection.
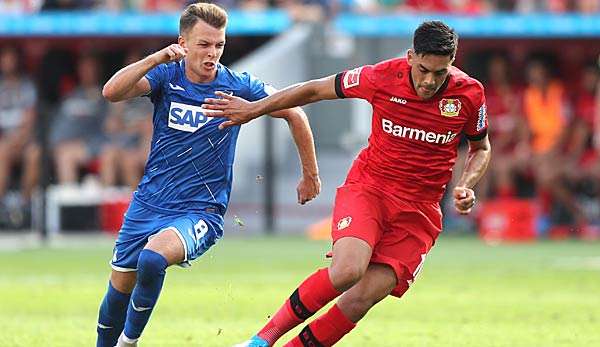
[477,104,487,131]
[343,67,363,89]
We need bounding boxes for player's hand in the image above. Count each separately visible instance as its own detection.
[296,174,321,205]
[150,44,188,65]
[202,91,262,129]
[453,186,476,215]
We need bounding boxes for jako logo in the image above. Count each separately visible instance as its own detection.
[382,118,457,144]
[389,96,407,104]
[168,102,220,133]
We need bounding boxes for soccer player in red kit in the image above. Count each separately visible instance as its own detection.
[204,21,491,347]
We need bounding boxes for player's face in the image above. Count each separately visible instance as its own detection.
[179,19,226,81]
[407,50,453,100]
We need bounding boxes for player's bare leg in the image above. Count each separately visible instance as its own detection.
[115,229,185,347]
[329,237,372,290]
[337,263,397,321]
[288,266,396,346]
[284,263,398,346]
[111,271,137,293]
[236,237,372,347]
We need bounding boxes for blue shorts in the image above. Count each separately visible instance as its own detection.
[110,199,224,272]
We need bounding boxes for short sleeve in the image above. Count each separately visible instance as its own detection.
[334,65,378,102]
[244,73,276,102]
[144,64,168,102]
[463,84,488,141]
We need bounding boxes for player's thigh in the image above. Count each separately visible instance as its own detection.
[110,269,137,294]
[147,213,224,267]
[337,263,398,321]
[330,237,373,283]
[145,228,185,266]
[329,184,384,287]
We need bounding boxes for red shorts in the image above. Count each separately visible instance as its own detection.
[331,183,443,297]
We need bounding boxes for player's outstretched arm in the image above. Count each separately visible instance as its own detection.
[453,135,491,215]
[102,44,188,102]
[270,107,321,205]
[203,75,338,129]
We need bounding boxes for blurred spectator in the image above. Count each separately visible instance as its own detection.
[50,54,108,185]
[0,0,41,13]
[275,0,330,21]
[0,47,40,205]
[350,0,491,13]
[522,59,586,225]
[577,0,600,13]
[478,54,526,200]
[567,65,600,182]
[238,0,270,10]
[41,0,96,10]
[143,0,186,11]
[101,51,153,189]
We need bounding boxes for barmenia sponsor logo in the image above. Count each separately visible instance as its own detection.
[382,118,457,144]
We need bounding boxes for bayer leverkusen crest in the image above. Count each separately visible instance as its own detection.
[439,99,462,117]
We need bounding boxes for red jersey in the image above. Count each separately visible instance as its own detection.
[335,58,488,203]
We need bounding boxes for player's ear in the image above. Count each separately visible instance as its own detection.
[178,35,186,49]
[407,49,414,66]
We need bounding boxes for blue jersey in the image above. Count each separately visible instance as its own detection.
[135,60,270,215]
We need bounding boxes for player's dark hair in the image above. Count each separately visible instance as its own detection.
[180,2,228,35]
[413,21,458,58]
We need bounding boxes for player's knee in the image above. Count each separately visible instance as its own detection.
[136,249,168,287]
[330,263,366,290]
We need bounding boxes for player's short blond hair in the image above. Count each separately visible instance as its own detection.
[180,2,228,35]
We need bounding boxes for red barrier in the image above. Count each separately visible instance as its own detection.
[479,199,538,243]
[99,198,130,235]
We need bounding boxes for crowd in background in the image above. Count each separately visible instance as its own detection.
[1,41,599,234]
[0,0,599,234]
[466,53,600,236]
[0,0,599,17]
[0,46,152,227]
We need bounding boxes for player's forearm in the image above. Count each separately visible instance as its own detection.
[255,78,336,117]
[457,144,491,189]
[102,56,157,102]
[285,109,319,177]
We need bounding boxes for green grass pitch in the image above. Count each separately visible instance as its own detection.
[1,235,599,346]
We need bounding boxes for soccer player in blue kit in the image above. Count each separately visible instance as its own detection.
[95,3,321,346]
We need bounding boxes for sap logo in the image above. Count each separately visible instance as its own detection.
[168,102,220,133]
[389,96,407,104]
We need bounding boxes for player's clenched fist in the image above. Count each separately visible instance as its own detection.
[453,186,476,215]
[151,44,188,65]
[297,174,321,205]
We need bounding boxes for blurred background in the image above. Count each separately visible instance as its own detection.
[0,0,599,243]
[2,2,600,346]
